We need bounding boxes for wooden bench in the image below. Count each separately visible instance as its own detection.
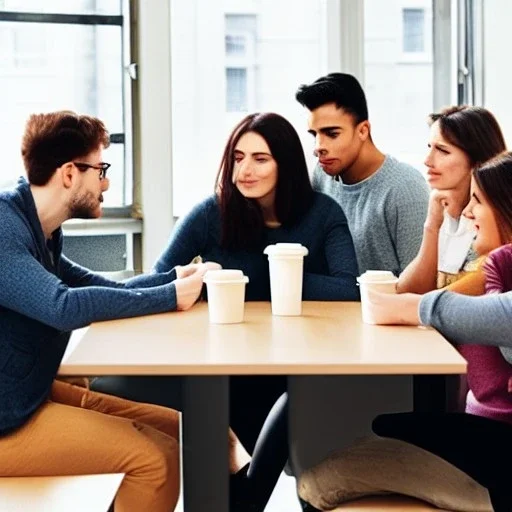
[330,495,447,511]
[0,473,124,512]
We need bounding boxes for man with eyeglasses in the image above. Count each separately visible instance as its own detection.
[0,110,220,511]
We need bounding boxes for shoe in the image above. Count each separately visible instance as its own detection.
[230,463,262,512]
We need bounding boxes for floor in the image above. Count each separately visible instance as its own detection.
[175,471,301,511]
[265,472,302,512]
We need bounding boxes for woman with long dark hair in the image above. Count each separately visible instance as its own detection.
[152,112,360,511]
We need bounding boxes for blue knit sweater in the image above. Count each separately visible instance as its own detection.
[0,178,180,434]
[154,192,360,301]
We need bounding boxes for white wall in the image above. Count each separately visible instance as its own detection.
[483,0,512,147]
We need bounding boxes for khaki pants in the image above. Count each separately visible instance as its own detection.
[0,380,180,512]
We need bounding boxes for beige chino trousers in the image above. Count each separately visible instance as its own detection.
[0,380,180,512]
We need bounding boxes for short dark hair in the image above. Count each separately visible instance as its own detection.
[473,151,512,244]
[428,105,506,168]
[21,110,110,185]
[215,112,314,249]
[295,72,368,124]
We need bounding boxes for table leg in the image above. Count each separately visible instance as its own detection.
[182,376,229,512]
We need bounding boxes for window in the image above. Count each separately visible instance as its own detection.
[226,68,248,112]
[170,0,329,216]
[0,0,132,211]
[483,0,512,147]
[225,34,247,56]
[403,8,425,53]
[365,0,433,170]
[224,14,256,114]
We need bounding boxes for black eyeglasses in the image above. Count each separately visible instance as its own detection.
[73,161,111,180]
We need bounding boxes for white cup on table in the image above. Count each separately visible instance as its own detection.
[263,243,309,316]
[203,269,249,324]
[357,270,398,324]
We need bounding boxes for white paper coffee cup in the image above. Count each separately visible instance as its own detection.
[203,269,249,324]
[357,270,398,324]
[263,243,309,316]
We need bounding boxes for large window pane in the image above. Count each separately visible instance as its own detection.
[364,0,433,171]
[0,21,127,206]
[483,0,512,147]
[171,0,329,216]
[0,0,121,15]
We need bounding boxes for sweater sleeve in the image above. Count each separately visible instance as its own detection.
[0,233,178,332]
[153,198,210,272]
[59,255,177,289]
[311,164,324,191]
[387,187,429,274]
[419,289,512,348]
[483,244,512,293]
[302,197,360,301]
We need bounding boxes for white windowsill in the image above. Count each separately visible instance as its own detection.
[62,218,142,237]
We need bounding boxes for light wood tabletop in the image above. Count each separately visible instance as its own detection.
[59,301,466,376]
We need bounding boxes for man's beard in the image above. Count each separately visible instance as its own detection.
[69,190,102,219]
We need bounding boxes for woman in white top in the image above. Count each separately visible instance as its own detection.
[397,105,506,293]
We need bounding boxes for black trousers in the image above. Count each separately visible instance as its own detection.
[91,375,289,510]
[372,412,512,512]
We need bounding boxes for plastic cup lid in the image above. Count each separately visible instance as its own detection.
[263,243,309,257]
[356,270,397,283]
[203,269,249,284]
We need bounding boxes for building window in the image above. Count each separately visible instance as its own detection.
[225,33,246,56]
[365,0,433,170]
[224,14,256,115]
[0,0,132,211]
[226,67,248,112]
[403,7,425,53]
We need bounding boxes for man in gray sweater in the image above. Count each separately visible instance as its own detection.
[296,73,429,276]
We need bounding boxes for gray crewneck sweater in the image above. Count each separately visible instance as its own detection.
[312,155,429,276]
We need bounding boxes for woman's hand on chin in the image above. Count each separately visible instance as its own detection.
[366,289,422,325]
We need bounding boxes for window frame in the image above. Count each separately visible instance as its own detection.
[0,2,134,216]
[140,0,454,270]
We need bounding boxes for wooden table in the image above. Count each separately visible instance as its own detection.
[60,302,466,512]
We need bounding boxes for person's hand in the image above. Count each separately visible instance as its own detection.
[174,262,222,310]
[175,261,222,279]
[365,289,422,325]
[424,189,451,232]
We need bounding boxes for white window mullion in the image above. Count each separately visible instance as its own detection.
[327,0,365,84]
[136,0,174,270]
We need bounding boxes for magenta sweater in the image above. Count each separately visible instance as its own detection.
[459,244,512,424]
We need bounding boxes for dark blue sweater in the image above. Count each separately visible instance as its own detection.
[154,192,360,301]
[0,178,180,434]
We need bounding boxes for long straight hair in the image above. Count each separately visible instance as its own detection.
[215,113,314,250]
[473,151,512,244]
